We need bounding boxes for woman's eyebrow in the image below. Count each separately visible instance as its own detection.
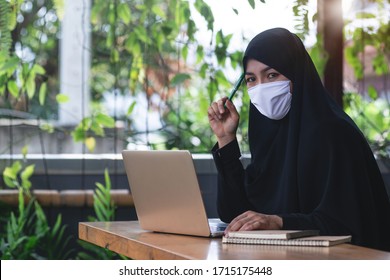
[245,67,273,76]
[261,66,273,73]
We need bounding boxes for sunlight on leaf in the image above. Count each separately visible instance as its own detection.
[22,146,28,159]
[40,123,54,133]
[56,93,70,103]
[85,137,96,152]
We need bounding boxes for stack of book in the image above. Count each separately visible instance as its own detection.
[222,230,352,247]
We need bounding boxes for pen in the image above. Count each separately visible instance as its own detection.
[225,73,245,107]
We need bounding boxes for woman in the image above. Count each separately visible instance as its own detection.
[208,27,390,251]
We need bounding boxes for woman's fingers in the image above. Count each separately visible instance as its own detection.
[225,211,282,234]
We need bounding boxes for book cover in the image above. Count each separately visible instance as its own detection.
[225,229,319,240]
[222,235,352,247]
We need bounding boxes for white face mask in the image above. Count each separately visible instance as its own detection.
[247,80,292,120]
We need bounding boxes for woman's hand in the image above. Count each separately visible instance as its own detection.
[207,97,240,148]
[225,211,283,234]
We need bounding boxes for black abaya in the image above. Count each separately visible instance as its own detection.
[212,28,390,251]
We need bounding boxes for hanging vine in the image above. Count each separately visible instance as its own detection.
[292,0,310,40]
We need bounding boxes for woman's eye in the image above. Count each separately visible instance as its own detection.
[268,73,279,79]
[246,76,255,83]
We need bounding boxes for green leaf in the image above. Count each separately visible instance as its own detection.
[18,188,25,216]
[134,26,151,45]
[355,12,376,19]
[85,137,96,152]
[93,199,105,221]
[21,164,35,182]
[32,64,46,75]
[344,47,363,79]
[248,0,255,9]
[110,49,119,63]
[199,63,208,79]
[39,82,47,105]
[22,146,28,158]
[118,3,132,24]
[104,169,111,190]
[53,0,65,21]
[95,182,105,193]
[92,168,115,222]
[39,123,54,133]
[90,0,108,24]
[71,127,86,142]
[207,78,218,101]
[196,45,204,64]
[194,0,214,31]
[187,19,196,41]
[3,176,16,188]
[95,113,115,128]
[182,45,189,61]
[152,5,166,19]
[0,84,5,96]
[106,27,114,48]
[107,3,116,24]
[367,85,378,100]
[81,117,92,129]
[126,101,136,116]
[161,22,174,36]
[25,75,36,99]
[0,56,19,74]
[11,161,23,176]
[52,214,62,235]
[56,93,70,103]
[125,33,140,55]
[7,80,19,98]
[372,53,389,76]
[90,121,105,136]
[95,189,109,208]
[171,73,191,86]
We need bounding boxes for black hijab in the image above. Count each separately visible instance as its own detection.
[242,28,390,251]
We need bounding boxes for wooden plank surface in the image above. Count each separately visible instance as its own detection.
[78,221,390,260]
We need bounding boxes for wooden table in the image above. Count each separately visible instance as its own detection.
[79,221,390,260]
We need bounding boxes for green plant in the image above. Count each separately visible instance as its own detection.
[76,168,126,259]
[343,1,390,164]
[0,196,41,259]
[344,91,390,165]
[92,168,116,222]
[0,194,73,259]
[1,164,129,260]
[0,148,73,259]
[293,0,310,40]
[0,0,14,55]
[71,112,116,152]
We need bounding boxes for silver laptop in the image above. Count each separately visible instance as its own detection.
[121,150,227,237]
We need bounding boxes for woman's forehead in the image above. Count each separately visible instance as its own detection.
[245,59,277,73]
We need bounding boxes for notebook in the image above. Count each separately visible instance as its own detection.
[222,235,352,247]
[225,229,320,240]
[121,150,227,237]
